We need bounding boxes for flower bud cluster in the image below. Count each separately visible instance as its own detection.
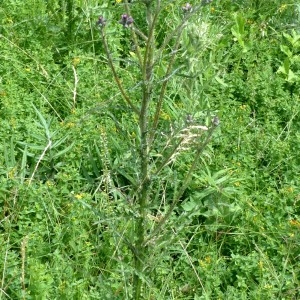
[119,14,134,27]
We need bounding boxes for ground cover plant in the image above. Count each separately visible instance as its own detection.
[0,0,299,299]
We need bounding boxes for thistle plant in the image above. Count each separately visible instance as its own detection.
[97,1,218,298]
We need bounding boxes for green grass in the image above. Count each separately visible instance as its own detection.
[0,0,299,299]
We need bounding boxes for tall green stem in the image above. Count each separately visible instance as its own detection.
[133,1,156,298]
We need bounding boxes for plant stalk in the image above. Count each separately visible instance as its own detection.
[132,1,157,298]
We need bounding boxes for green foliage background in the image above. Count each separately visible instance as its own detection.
[0,0,299,299]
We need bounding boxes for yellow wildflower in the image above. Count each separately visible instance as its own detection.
[75,193,84,200]
[72,57,80,66]
[279,4,287,13]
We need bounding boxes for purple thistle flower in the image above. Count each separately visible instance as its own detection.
[96,16,106,27]
[119,14,128,26]
[119,14,134,27]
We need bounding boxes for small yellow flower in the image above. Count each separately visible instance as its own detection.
[160,111,171,121]
[205,256,211,264]
[65,122,75,128]
[46,180,54,187]
[199,256,211,268]
[279,4,287,13]
[8,167,17,179]
[75,193,84,200]
[264,284,273,290]
[72,57,80,66]
[5,18,13,24]
[116,0,122,3]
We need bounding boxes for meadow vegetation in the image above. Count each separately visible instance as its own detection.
[0,0,299,299]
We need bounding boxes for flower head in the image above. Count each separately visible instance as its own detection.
[96,15,106,27]
[182,3,192,13]
[119,14,134,27]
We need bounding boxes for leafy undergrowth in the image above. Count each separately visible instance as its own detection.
[0,0,299,299]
